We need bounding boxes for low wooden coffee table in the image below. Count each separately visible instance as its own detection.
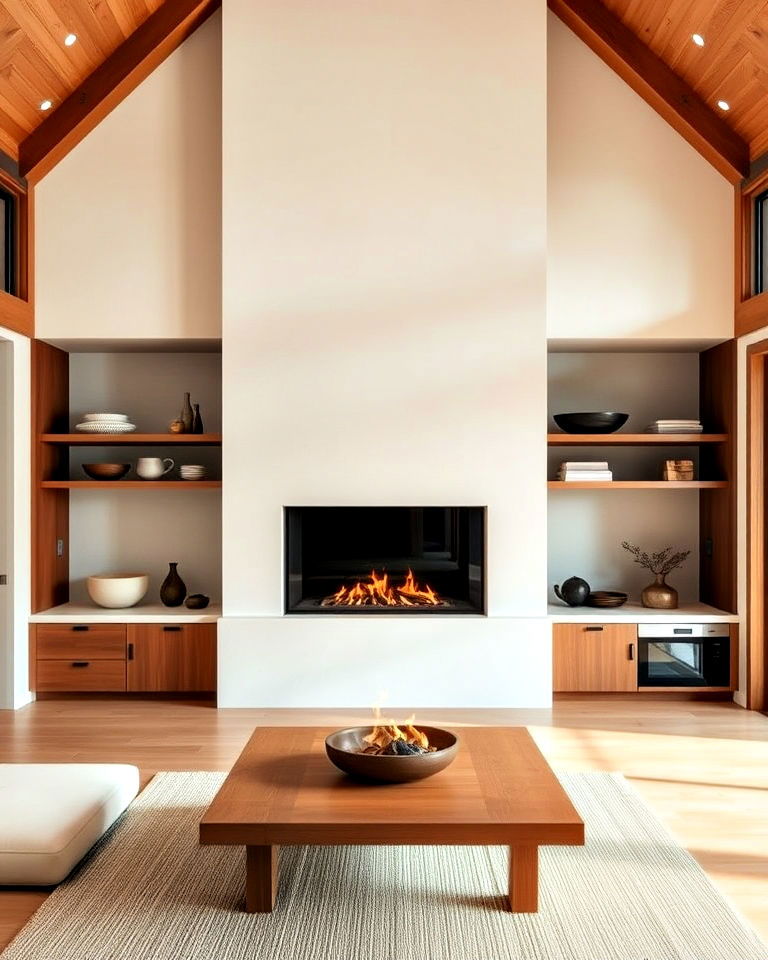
[199,726,584,913]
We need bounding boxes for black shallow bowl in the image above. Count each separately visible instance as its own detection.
[185,594,210,609]
[325,726,459,783]
[553,412,629,434]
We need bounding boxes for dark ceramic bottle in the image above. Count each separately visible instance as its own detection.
[180,393,194,433]
[191,403,204,434]
[160,562,186,607]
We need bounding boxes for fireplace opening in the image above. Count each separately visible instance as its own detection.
[285,507,485,614]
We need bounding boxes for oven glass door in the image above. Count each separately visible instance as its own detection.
[641,640,707,685]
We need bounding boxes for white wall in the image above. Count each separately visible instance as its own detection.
[0,330,31,709]
[35,12,222,341]
[547,13,733,341]
[67,352,221,603]
[220,0,549,706]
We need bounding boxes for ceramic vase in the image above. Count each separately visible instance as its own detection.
[641,573,678,609]
[160,562,186,607]
[192,403,204,434]
[180,393,194,433]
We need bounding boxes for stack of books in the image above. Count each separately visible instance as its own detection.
[646,419,703,434]
[557,461,613,482]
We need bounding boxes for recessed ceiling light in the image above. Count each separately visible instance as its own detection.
[692,33,705,47]
[64,33,77,46]
[717,100,730,111]
[39,99,52,111]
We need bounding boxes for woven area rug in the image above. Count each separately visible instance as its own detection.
[2,771,764,960]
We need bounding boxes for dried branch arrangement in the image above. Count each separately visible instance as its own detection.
[621,541,691,576]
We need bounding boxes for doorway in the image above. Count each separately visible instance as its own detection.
[0,332,31,709]
[747,339,768,711]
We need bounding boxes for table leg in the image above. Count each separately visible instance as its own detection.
[245,845,279,913]
[508,845,538,912]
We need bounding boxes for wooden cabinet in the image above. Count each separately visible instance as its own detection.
[127,624,217,692]
[32,621,216,694]
[553,623,638,692]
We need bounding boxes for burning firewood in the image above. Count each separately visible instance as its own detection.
[361,719,437,756]
[321,569,449,607]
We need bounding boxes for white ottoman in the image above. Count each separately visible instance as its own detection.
[0,764,140,885]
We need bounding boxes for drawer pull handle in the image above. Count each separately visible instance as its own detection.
[127,643,134,661]
[163,626,182,632]
[628,643,635,661]
[71,661,90,668]
[72,625,89,632]
[584,626,603,632]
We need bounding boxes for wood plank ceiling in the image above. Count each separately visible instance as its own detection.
[0,0,163,160]
[0,0,767,178]
[601,0,768,162]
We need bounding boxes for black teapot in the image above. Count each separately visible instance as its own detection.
[553,576,590,607]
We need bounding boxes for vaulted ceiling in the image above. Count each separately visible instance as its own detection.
[0,0,163,160]
[602,0,768,162]
[0,0,766,183]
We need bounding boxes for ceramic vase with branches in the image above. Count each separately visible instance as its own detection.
[621,541,691,609]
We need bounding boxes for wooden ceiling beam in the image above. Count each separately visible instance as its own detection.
[18,0,220,183]
[549,0,750,184]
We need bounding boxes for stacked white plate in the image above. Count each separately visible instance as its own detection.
[75,413,136,434]
[179,464,207,481]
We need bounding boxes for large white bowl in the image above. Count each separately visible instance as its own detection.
[87,573,149,609]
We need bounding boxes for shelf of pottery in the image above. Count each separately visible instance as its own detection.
[42,391,222,489]
[32,344,223,619]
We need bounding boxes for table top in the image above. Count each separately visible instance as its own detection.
[199,726,584,847]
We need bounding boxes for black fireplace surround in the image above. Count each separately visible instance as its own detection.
[285,506,485,614]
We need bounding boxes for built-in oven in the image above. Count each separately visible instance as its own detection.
[637,624,731,688]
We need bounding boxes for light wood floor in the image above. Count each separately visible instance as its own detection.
[0,698,766,949]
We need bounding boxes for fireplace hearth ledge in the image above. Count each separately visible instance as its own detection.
[216,615,551,708]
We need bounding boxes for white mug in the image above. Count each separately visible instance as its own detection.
[136,457,174,480]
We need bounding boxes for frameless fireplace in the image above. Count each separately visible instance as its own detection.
[285,506,485,614]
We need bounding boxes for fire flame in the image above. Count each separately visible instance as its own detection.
[362,712,435,754]
[321,569,447,607]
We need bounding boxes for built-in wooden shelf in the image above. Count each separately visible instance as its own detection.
[547,433,727,445]
[548,480,728,489]
[40,480,221,489]
[39,433,222,445]
[638,686,734,693]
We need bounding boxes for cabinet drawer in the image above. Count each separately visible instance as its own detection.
[36,623,126,660]
[36,659,127,692]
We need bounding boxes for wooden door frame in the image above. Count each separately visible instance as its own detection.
[747,339,768,710]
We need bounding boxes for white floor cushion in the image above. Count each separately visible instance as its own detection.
[0,764,140,885]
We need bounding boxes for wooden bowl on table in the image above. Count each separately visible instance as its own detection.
[325,725,459,783]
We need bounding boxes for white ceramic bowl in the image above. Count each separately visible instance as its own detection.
[87,573,149,609]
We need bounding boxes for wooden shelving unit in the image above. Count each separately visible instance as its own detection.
[547,433,726,445]
[41,480,222,489]
[40,433,222,445]
[547,341,737,621]
[548,480,728,490]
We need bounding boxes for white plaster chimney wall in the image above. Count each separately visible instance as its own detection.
[219,0,549,706]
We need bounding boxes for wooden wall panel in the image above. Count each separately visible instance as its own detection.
[699,340,737,614]
[746,340,768,711]
[31,340,69,612]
